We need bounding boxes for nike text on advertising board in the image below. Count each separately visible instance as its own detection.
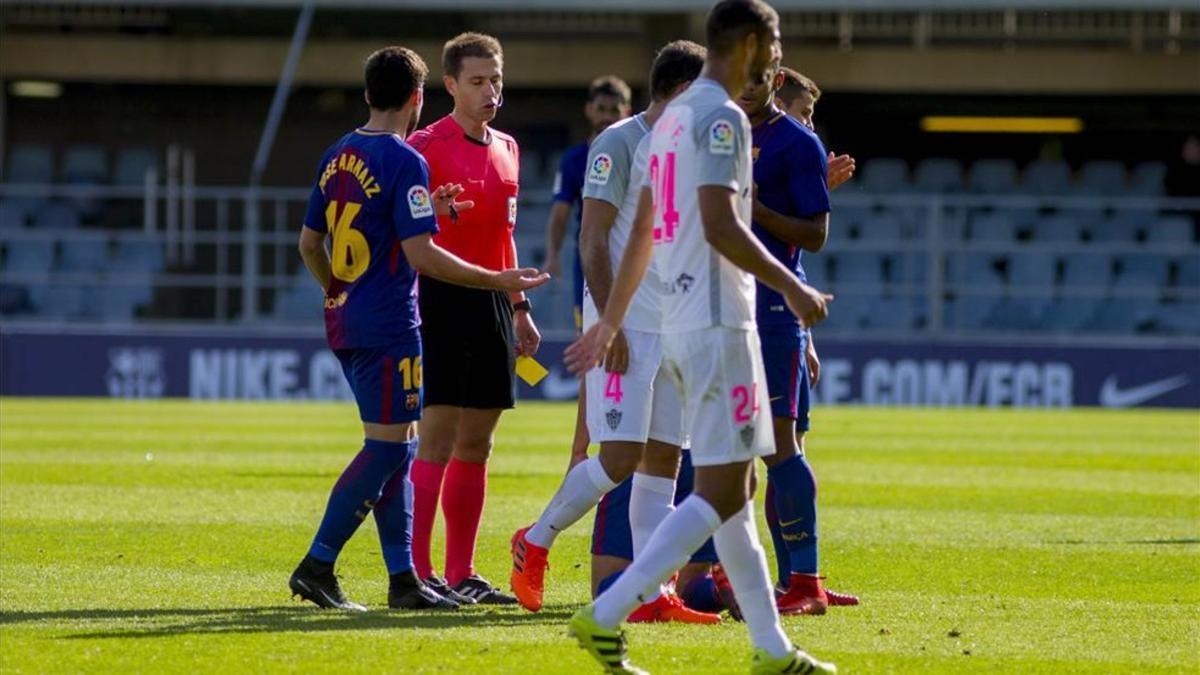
[2,331,1196,408]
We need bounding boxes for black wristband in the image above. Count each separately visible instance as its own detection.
[513,299,532,313]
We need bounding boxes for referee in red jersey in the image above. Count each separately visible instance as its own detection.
[407,32,537,605]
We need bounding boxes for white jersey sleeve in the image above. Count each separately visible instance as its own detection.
[694,105,750,194]
[582,128,632,208]
[580,114,663,333]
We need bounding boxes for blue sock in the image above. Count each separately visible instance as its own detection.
[308,438,411,564]
[373,439,417,574]
[679,574,722,613]
[767,453,818,576]
[764,477,790,586]
[595,569,624,598]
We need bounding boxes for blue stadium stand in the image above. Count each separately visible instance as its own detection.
[1095,208,1152,243]
[1061,252,1112,289]
[62,145,109,183]
[4,239,55,276]
[33,202,81,230]
[1076,160,1127,195]
[114,239,166,272]
[6,143,54,184]
[967,213,1018,244]
[1145,215,1196,245]
[968,159,1019,194]
[1022,159,1071,195]
[1115,252,1170,287]
[59,232,110,273]
[913,158,962,193]
[113,148,158,185]
[860,158,908,193]
[1032,213,1087,243]
[0,201,26,229]
[1130,162,1167,196]
[859,213,903,243]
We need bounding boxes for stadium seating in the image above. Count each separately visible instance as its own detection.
[5,143,53,184]
[0,201,25,229]
[113,148,159,185]
[33,202,81,229]
[1022,159,1072,195]
[60,232,110,272]
[62,145,109,183]
[914,158,962,193]
[859,158,908,193]
[1130,162,1166,196]
[1076,160,1127,195]
[1144,215,1195,245]
[969,159,1019,194]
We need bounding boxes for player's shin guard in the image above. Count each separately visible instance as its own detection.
[526,457,617,548]
[767,454,818,576]
[373,438,418,574]
[308,438,410,563]
[592,495,721,628]
[713,501,791,659]
[763,478,790,587]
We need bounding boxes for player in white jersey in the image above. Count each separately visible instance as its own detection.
[564,2,836,674]
[508,41,715,625]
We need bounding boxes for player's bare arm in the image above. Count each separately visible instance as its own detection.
[298,226,332,291]
[579,197,630,374]
[401,234,548,293]
[564,186,654,374]
[751,199,830,252]
[697,184,831,327]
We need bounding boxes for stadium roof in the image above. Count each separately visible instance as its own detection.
[12,0,1200,10]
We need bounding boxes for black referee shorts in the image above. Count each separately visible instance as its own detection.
[418,275,517,410]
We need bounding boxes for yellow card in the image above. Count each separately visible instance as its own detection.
[515,355,550,386]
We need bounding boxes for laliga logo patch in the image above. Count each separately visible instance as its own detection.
[508,196,518,225]
[709,120,735,155]
[407,185,434,218]
[587,153,614,186]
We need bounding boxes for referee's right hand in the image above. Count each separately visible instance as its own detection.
[494,267,550,293]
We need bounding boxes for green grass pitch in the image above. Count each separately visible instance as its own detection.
[1,398,1197,673]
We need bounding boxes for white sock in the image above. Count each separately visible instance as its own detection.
[713,501,791,659]
[629,473,676,601]
[593,495,721,628]
[526,457,617,548]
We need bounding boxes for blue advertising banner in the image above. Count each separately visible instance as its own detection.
[1,328,1197,408]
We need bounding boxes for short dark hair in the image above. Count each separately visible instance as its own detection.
[778,67,820,106]
[649,40,707,101]
[587,75,632,106]
[705,0,780,57]
[364,46,428,111]
[442,32,503,79]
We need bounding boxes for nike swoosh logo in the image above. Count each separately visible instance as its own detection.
[1099,374,1191,408]
[778,517,805,527]
[769,396,783,403]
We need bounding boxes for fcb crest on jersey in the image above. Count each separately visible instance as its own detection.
[709,120,735,155]
[508,196,518,225]
[606,408,622,430]
[587,153,614,185]
[408,185,434,218]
